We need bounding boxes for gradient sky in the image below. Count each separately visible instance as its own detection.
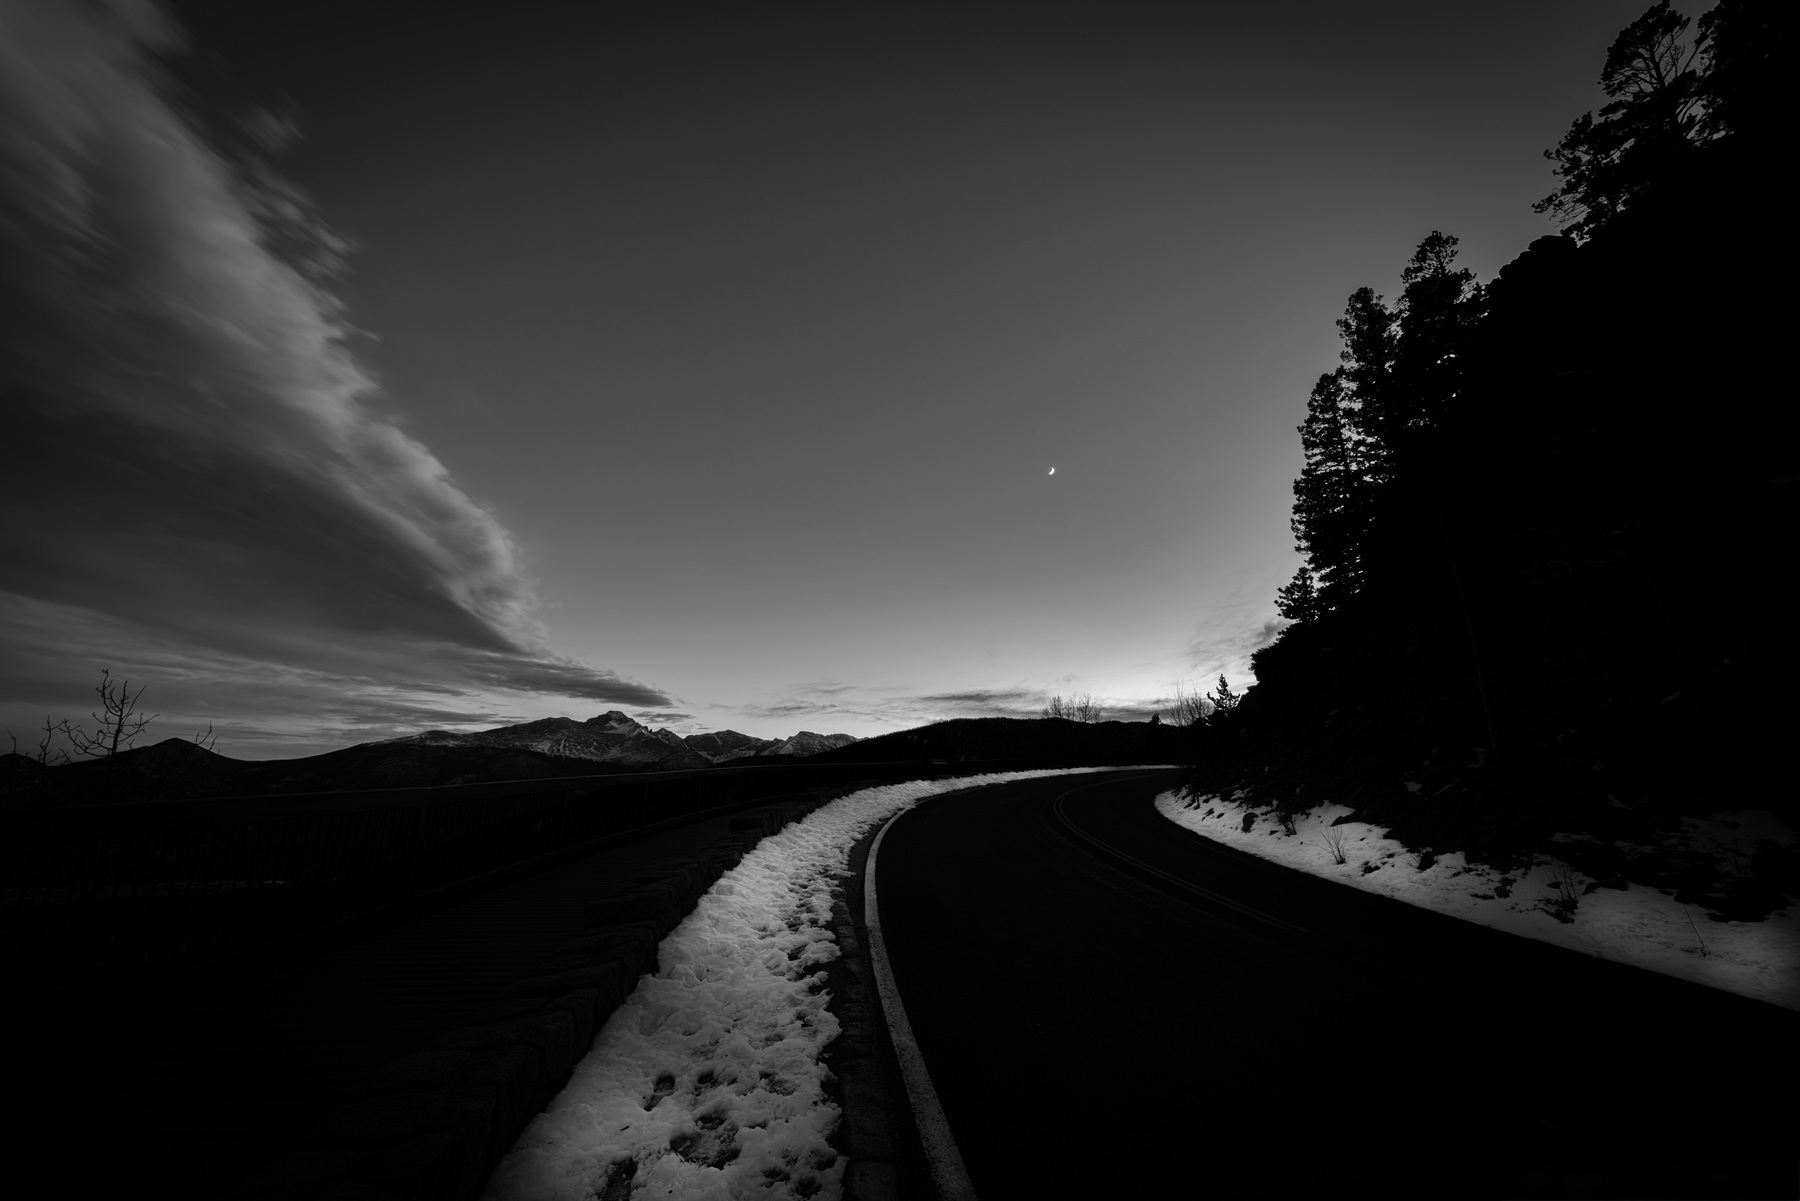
[0,0,1682,758]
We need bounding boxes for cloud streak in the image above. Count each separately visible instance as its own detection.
[740,683,1057,731]
[733,677,1220,733]
[0,0,667,725]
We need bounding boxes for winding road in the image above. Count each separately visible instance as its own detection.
[869,770,1797,1200]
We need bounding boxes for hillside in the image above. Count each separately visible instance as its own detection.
[807,715,1185,767]
[0,735,633,805]
[1188,61,1799,925]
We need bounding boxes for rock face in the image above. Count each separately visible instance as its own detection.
[681,730,781,763]
[384,713,859,772]
[386,712,706,771]
[757,731,860,759]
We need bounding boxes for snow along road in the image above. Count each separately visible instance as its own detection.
[876,771,1798,1200]
[481,767,1796,1199]
[480,767,1139,1201]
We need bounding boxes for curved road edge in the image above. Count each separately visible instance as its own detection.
[864,807,981,1201]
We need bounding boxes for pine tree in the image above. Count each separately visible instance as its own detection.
[1289,370,1367,610]
[1207,674,1240,721]
[1392,232,1484,435]
[1275,565,1327,626]
[1283,235,1481,622]
[1535,1,1706,240]
[1694,0,1794,146]
[1335,286,1398,472]
[1290,285,1398,611]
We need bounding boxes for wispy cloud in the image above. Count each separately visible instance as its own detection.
[0,0,669,745]
[1184,586,1290,683]
[1102,700,1175,723]
[912,689,1046,717]
[635,711,696,727]
[738,682,1054,732]
[734,675,1234,732]
[0,591,588,757]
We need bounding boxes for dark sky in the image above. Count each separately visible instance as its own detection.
[0,1,1682,757]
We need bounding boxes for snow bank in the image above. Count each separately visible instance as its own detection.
[1155,791,1800,1012]
[484,767,1140,1201]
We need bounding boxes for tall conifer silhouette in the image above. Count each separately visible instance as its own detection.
[1392,232,1484,435]
[1284,233,1480,622]
[1289,370,1367,612]
[1535,1,1705,239]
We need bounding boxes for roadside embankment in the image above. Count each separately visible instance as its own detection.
[232,798,829,1201]
[1156,788,1800,1011]
[479,768,1139,1201]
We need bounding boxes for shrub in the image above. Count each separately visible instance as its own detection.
[1168,682,1213,728]
[1541,860,1583,923]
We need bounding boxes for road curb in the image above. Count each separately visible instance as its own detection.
[829,818,916,1200]
[863,806,980,1201]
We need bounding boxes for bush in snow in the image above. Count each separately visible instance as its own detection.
[1540,860,1583,924]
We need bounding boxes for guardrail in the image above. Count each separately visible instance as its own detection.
[0,757,1090,1008]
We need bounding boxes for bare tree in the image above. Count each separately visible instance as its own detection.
[1042,692,1103,722]
[5,715,74,804]
[65,669,158,767]
[8,715,72,767]
[8,674,220,804]
[1167,681,1213,728]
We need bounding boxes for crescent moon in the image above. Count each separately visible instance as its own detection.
[1048,467,1055,475]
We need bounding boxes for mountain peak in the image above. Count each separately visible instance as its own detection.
[585,711,649,735]
[378,713,857,773]
[760,731,861,757]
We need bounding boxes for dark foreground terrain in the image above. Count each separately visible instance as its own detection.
[0,736,634,804]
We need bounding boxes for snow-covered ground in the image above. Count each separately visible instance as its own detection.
[1156,789,1800,1012]
[482,767,1143,1201]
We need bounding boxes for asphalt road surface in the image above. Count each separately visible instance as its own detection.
[872,770,1798,1200]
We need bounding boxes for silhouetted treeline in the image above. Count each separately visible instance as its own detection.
[1192,0,1797,861]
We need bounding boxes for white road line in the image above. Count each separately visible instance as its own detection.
[865,805,980,1201]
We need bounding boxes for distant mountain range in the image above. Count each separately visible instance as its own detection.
[382,711,860,772]
[0,712,860,804]
[0,710,1195,808]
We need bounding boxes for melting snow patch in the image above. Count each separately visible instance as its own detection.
[1155,791,1800,1012]
[484,766,1146,1201]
